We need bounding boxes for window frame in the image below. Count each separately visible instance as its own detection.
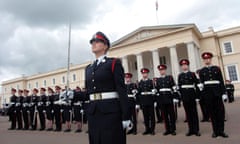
[225,64,239,83]
[222,41,234,55]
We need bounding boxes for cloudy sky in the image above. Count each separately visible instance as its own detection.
[0,0,240,85]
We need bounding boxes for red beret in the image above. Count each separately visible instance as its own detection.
[90,31,110,48]
[47,87,54,92]
[11,88,16,92]
[179,59,190,66]
[125,73,133,78]
[33,88,39,93]
[201,52,213,59]
[40,87,46,91]
[18,89,23,93]
[55,85,61,90]
[141,68,150,73]
[157,64,167,70]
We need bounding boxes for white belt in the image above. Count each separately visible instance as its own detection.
[226,88,232,90]
[23,103,29,107]
[159,88,172,92]
[38,102,43,106]
[10,102,15,105]
[90,92,119,101]
[85,101,90,103]
[141,92,153,95]
[181,85,195,89]
[128,94,135,98]
[73,102,82,106]
[16,103,21,106]
[204,80,220,85]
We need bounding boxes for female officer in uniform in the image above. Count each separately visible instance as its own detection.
[85,31,131,144]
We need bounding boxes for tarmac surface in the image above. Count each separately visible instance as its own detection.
[0,99,240,144]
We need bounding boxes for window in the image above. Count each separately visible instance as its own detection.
[52,78,56,85]
[62,76,65,83]
[28,83,31,89]
[160,56,166,64]
[43,80,47,86]
[223,42,233,54]
[72,74,76,82]
[226,65,239,82]
[36,82,38,88]
[17,85,19,89]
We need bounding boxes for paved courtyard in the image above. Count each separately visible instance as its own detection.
[1,99,240,144]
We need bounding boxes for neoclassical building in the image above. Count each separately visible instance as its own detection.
[1,24,240,106]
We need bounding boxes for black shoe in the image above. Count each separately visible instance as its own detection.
[132,131,137,135]
[156,120,162,123]
[184,120,187,123]
[127,130,133,135]
[46,128,53,131]
[186,132,193,136]
[212,133,218,138]
[195,132,201,136]
[142,131,150,135]
[8,128,15,130]
[171,131,176,135]
[17,128,22,130]
[75,129,82,133]
[64,129,71,132]
[219,132,229,138]
[22,128,29,130]
[163,131,171,136]
[30,128,36,131]
[54,129,61,132]
[150,131,155,135]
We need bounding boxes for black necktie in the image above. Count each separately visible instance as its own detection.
[93,60,98,69]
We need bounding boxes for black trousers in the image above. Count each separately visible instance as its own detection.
[53,104,62,130]
[22,107,29,129]
[206,98,225,134]
[183,101,199,133]
[88,108,125,144]
[16,108,23,129]
[160,103,176,132]
[128,105,137,132]
[9,108,16,129]
[29,106,37,130]
[142,105,155,132]
[37,106,46,129]
[199,99,209,121]
[155,105,162,122]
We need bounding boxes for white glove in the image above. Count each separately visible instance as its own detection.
[197,83,204,91]
[172,86,178,92]
[173,99,179,103]
[132,89,138,94]
[154,102,157,107]
[122,120,133,130]
[152,89,157,94]
[135,105,140,109]
[222,94,228,102]
[195,99,200,102]
[80,110,84,113]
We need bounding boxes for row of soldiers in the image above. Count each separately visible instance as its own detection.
[8,86,89,133]
[7,52,235,138]
[125,52,234,138]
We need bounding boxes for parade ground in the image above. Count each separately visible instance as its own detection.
[0,99,239,144]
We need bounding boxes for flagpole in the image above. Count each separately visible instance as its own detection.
[155,0,159,24]
[66,20,71,90]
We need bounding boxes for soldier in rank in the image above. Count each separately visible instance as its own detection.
[178,59,200,136]
[199,52,228,138]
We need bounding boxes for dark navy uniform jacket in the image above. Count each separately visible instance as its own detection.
[178,71,200,102]
[199,66,226,98]
[85,57,130,120]
[126,83,138,107]
[225,84,234,93]
[155,75,176,104]
[9,95,17,113]
[137,79,154,106]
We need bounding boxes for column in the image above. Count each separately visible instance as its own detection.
[194,45,201,69]
[122,56,129,73]
[152,49,160,77]
[136,53,144,80]
[187,42,198,72]
[170,46,179,81]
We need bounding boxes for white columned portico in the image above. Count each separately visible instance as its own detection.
[151,49,160,77]
[122,56,129,73]
[136,53,144,80]
[187,42,198,72]
[170,46,179,81]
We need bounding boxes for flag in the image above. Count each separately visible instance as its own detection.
[155,0,158,11]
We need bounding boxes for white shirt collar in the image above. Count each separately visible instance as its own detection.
[96,54,106,65]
